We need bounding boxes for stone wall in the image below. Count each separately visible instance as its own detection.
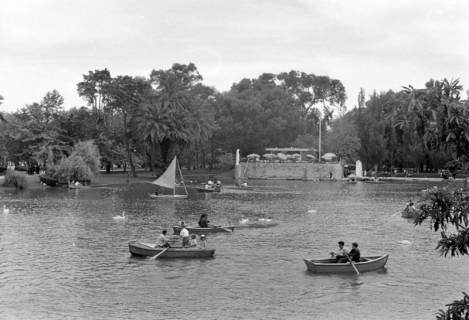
[235,162,343,180]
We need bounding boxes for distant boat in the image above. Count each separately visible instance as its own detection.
[303,255,389,273]
[197,186,221,193]
[402,206,419,218]
[149,156,188,199]
[172,225,234,234]
[128,241,215,258]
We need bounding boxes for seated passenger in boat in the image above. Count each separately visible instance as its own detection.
[155,229,171,248]
[199,234,207,248]
[198,213,210,228]
[330,241,348,263]
[348,242,361,262]
[180,223,190,247]
[188,234,197,247]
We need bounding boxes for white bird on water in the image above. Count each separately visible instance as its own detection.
[3,205,10,215]
[113,211,126,221]
[398,240,412,245]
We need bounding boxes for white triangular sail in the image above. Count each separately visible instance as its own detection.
[151,156,188,197]
[152,157,177,189]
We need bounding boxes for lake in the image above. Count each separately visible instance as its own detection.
[0,180,468,319]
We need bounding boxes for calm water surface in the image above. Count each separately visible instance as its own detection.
[0,180,468,320]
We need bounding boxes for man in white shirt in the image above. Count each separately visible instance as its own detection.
[180,223,190,247]
[330,241,348,262]
[155,229,170,248]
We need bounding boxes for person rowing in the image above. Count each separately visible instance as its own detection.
[348,242,361,262]
[155,229,171,248]
[198,213,210,228]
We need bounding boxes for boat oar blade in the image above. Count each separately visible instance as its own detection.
[345,253,360,276]
[150,247,170,259]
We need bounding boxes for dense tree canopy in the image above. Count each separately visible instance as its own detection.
[1,64,468,177]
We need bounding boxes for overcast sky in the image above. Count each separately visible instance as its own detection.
[1,0,468,112]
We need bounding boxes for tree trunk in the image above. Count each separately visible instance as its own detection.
[160,138,172,165]
[123,112,136,177]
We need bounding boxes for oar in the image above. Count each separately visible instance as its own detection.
[150,247,170,259]
[213,225,233,232]
[345,253,360,276]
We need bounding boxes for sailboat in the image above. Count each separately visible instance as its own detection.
[149,156,188,199]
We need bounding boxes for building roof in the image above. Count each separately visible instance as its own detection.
[265,147,317,152]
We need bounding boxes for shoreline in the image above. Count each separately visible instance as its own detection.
[0,170,464,191]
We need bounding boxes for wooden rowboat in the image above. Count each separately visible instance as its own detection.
[303,255,389,273]
[172,225,234,235]
[401,207,418,218]
[128,241,215,258]
[149,193,188,199]
[197,187,221,193]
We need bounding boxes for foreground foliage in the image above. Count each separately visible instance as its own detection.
[415,187,469,319]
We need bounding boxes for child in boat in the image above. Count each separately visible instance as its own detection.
[180,223,190,247]
[199,234,207,248]
[188,234,197,247]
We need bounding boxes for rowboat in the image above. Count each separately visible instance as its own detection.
[303,254,389,273]
[128,241,215,258]
[149,193,188,199]
[172,225,234,234]
[197,187,221,193]
[401,207,418,218]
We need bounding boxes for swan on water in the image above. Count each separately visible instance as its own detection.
[398,240,412,245]
[3,205,10,215]
[113,211,126,220]
[307,209,317,214]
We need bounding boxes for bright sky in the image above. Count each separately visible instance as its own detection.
[1,0,468,112]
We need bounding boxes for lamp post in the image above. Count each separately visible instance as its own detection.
[318,114,322,162]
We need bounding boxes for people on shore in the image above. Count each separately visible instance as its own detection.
[155,229,171,248]
[330,241,348,262]
[180,223,190,247]
[198,214,210,228]
[348,242,361,262]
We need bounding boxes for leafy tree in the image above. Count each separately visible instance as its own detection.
[212,74,301,156]
[77,69,112,122]
[0,94,5,123]
[326,114,361,162]
[106,75,150,176]
[277,71,346,134]
[52,140,100,183]
[414,187,469,319]
[13,91,71,170]
[143,63,203,165]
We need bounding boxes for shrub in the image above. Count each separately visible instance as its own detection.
[50,140,100,184]
[54,156,93,184]
[3,170,28,190]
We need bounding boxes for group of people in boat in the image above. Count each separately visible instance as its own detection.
[329,241,361,263]
[204,179,222,191]
[155,216,209,249]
